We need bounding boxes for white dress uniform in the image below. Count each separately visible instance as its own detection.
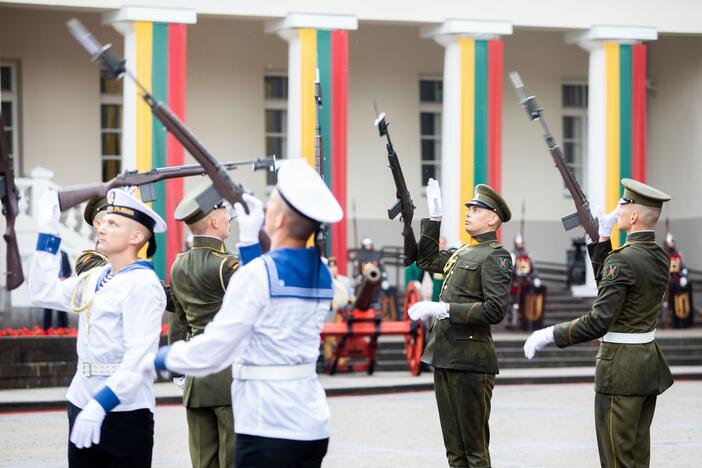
[29,188,167,467]
[29,256,166,412]
[162,248,333,440]
[151,158,344,467]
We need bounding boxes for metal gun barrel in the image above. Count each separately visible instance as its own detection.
[353,265,382,311]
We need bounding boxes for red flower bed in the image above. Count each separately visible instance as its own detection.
[0,326,77,337]
[0,323,170,337]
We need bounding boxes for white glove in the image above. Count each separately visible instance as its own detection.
[597,205,621,238]
[234,193,264,245]
[533,277,542,288]
[37,190,61,235]
[70,399,106,449]
[523,326,555,359]
[680,277,688,288]
[408,301,449,321]
[173,376,185,390]
[426,178,444,218]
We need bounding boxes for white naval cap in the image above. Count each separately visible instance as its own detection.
[276,158,343,223]
[105,188,167,233]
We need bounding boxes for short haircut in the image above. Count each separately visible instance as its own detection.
[638,205,661,228]
[281,201,318,241]
[187,212,212,235]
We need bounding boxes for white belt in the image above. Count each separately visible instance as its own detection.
[601,329,656,344]
[80,361,120,377]
[232,362,316,381]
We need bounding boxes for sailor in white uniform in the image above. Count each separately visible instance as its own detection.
[141,158,343,468]
[29,188,167,468]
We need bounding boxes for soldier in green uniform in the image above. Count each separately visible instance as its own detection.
[524,178,673,468]
[409,178,512,468]
[168,181,254,468]
[75,197,109,274]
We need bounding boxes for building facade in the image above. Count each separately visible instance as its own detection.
[1,1,701,308]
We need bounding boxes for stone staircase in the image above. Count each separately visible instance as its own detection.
[371,332,702,373]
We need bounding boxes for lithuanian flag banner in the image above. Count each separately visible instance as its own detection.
[133,22,188,280]
[605,43,647,247]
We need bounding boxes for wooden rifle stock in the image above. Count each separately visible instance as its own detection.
[509,72,599,241]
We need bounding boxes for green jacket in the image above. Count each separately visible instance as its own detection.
[169,236,240,407]
[417,219,512,373]
[554,231,673,396]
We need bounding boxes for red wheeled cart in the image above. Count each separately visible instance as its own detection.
[321,270,425,376]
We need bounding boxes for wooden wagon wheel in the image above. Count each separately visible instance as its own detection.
[403,280,425,376]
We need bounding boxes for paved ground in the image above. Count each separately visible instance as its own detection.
[1,381,701,467]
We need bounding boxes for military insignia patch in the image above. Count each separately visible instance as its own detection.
[496,257,511,271]
[604,263,619,280]
[228,257,239,270]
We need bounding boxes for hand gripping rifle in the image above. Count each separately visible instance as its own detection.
[58,156,276,210]
[66,19,271,251]
[0,113,24,290]
[509,72,599,241]
[374,105,418,267]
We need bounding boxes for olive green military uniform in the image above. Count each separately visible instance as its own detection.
[417,184,512,468]
[552,179,672,468]
[169,236,239,468]
[170,180,240,468]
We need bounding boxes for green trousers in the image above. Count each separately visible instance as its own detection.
[434,368,495,468]
[186,405,235,468]
[595,393,657,468]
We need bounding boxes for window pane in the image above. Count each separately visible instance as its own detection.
[265,76,288,99]
[563,116,575,139]
[421,139,436,161]
[101,105,122,129]
[266,136,284,159]
[421,164,436,186]
[265,109,287,133]
[420,80,443,103]
[1,101,11,126]
[102,159,121,182]
[100,71,122,94]
[420,112,435,135]
[563,84,588,108]
[0,66,11,91]
[102,133,121,156]
[4,130,12,154]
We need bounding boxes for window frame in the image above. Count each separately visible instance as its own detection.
[264,72,288,187]
[561,81,589,198]
[1,61,21,175]
[100,71,123,181]
[419,77,443,188]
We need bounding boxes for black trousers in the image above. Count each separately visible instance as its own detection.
[235,433,329,468]
[43,308,68,330]
[67,403,154,468]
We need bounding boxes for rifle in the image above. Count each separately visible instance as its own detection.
[313,71,329,257]
[0,113,24,290]
[509,72,599,241]
[66,19,271,251]
[58,156,276,210]
[373,105,417,267]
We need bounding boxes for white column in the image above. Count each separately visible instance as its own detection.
[421,20,512,248]
[566,26,657,297]
[265,13,357,160]
[102,7,196,171]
